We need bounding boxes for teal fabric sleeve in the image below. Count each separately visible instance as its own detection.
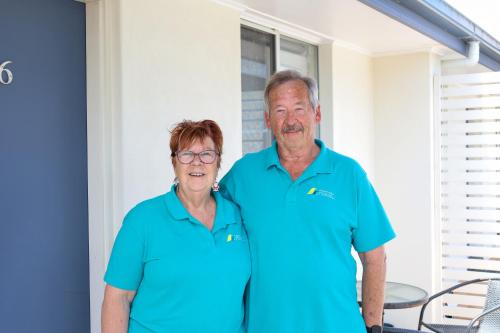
[104,212,145,291]
[352,168,396,253]
[219,163,238,202]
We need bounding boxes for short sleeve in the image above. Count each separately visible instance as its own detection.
[352,168,396,252]
[219,163,238,203]
[104,212,145,291]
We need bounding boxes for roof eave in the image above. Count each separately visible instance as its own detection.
[358,0,500,71]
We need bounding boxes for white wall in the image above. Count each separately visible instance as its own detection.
[331,44,375,177]
[119,0,242,214]
[373,52,440,328]
[87,0,242,331]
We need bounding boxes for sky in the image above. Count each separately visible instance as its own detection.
[445,0,500,41]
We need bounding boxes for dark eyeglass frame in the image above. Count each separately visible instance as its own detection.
[174,149,220,164]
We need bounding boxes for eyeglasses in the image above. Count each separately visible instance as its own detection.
[175,150,219,164]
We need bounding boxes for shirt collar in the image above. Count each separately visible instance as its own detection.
[164,185,238,231]
[264,140,282,170]
[265,139,335,175]
[212,191,240,232]
[164,184,191,221]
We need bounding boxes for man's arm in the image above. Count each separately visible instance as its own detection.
[358,245,386,327]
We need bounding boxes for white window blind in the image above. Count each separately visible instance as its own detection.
[439,72,500,324]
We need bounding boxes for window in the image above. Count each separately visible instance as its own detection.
[241,26,275,155]
[240,24,319,155]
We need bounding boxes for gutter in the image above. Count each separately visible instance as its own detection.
[358,0,500,71]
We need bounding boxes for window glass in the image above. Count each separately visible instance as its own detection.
[280,36,320,138]
[279,35,318,83]
[241,26,275,155]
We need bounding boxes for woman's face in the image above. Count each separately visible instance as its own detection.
[173,136,219,195]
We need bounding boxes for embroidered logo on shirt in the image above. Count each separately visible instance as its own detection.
[307,187,317,195]
[227,234,244,242]
[307,187,335,200]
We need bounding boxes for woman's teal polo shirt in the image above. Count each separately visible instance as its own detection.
[104,186,250,333]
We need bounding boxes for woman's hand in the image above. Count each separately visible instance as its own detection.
[101,284,136,333]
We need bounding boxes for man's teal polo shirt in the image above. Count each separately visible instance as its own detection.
[220,140,395,333]
[104,186,250,333]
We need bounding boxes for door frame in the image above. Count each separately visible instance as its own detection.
[85,1,125,332]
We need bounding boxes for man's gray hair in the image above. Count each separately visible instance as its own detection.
[264,70,319,112]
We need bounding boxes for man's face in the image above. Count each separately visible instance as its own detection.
[265,80,321,151]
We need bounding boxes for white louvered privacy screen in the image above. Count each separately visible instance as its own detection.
[439,71,500,324]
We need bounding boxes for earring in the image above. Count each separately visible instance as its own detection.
[173,177,179,186]
[212,180,219,192]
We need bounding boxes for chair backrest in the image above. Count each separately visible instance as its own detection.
[477,279,500,333]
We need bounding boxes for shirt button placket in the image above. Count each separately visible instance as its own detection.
[210,230,217,248]
[195,223,215,251]
[285,183,297,204]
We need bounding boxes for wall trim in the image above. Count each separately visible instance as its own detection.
[86,0,123,331]
[431,74,443,323]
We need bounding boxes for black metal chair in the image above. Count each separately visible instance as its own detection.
[383,327,425,333]
[418,278,500,333]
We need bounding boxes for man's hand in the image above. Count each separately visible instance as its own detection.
[358,245,386,327]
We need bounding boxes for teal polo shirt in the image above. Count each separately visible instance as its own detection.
[220,140,395,333]
[104,186,250,333]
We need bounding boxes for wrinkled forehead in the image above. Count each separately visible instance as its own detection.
[269,80,309,101]
[178,136,215,151]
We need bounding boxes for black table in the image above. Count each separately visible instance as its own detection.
[357,281,429,309]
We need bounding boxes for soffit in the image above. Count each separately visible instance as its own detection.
[231,0,444,55]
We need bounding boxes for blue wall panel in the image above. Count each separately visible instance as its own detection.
[0,0,89,332]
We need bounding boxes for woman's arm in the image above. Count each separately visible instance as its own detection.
[101,284,136,333]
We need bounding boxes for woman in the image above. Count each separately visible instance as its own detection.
[102,120,250,333]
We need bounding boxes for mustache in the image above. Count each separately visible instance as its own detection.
[282,123,304,133]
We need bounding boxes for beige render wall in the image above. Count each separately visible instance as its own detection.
[119,0,242,213]
[330,44,375,178]
[373,52,440,328]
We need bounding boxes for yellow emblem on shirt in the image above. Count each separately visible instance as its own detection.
[307,187,317,195]
[227,234,233,242]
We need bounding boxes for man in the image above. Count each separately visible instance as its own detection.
[220,70,395,333]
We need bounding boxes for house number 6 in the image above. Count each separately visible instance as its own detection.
[0,61,14,85]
